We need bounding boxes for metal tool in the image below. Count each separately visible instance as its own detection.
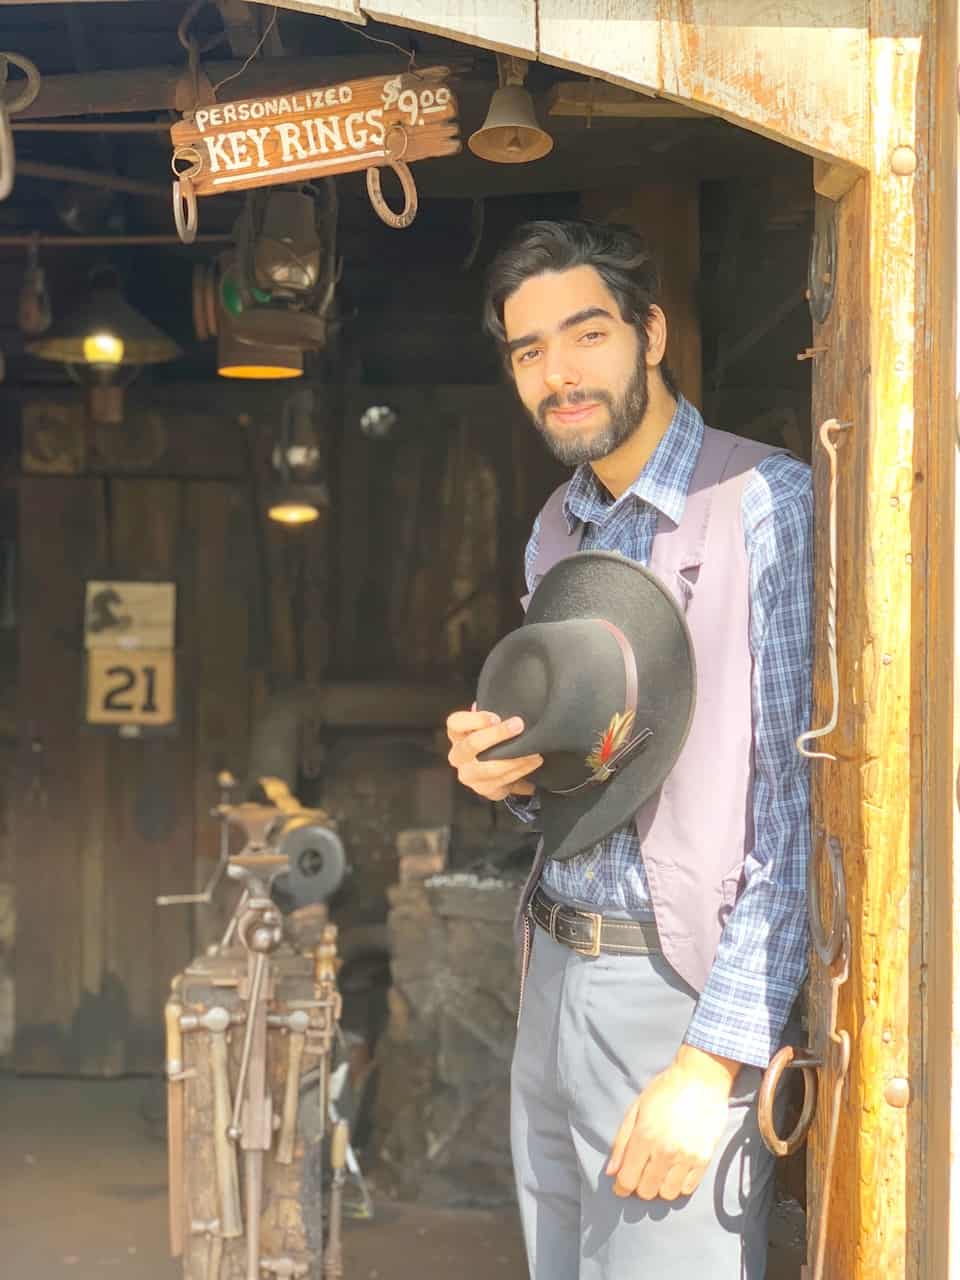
[180,1006,243,1240]
[261,1260,309,1278]
[270,1009,310,1165]
[323,1120,349,1280]
[191,1218,224,1280]
[165,995,186,1257]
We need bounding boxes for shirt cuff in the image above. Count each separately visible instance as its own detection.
[682,964,803,1069]
[503,794,540,824]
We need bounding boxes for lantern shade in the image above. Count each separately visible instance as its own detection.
[217,327,303,380]
[28,282,180,366]
[468,86,554,164]
[266,482,328,524]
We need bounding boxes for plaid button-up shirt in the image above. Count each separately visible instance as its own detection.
[513,397,812,1068]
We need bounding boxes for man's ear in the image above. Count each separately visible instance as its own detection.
[643,305,668,368]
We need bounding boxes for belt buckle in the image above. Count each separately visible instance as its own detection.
[572,910,602,958]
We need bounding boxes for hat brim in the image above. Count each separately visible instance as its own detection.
[488,552,696,861]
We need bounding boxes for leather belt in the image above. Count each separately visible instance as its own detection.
[530,887,661,959]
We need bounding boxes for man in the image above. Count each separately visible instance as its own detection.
[446,220,811,1278]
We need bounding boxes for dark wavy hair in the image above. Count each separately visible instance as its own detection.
[482,219,678,396]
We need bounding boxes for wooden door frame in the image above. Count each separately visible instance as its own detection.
[923,1,959,1274]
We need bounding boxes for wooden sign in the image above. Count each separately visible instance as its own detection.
[84,580,176,651]
[170,66,460,198]
[85,648,175,729]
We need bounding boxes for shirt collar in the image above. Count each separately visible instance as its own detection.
[562,395,704,532]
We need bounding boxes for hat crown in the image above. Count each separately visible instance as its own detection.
[477,618,629,791]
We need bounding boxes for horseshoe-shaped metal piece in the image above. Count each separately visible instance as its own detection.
[366,160,418,230]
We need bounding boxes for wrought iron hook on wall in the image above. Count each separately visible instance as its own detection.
[797,418,853,761]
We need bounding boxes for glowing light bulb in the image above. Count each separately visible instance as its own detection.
[83,332,124,365]
[268,501,320,525]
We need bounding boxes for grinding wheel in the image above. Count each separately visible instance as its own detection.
[283,823,347,907]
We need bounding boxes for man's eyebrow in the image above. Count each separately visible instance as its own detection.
[558,306,615,332]
[504,306,615,356]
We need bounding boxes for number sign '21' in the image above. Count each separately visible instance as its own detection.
[86,649,175,729]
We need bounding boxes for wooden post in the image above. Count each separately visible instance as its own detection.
[580,187,703,409]
[807,5,940,1275]
[923,1,960,1275]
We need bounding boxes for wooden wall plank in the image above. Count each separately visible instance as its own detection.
[14,477,110,1073]
[101,480,194,1074]
[917,0,958,1273]
[185,481,255,949]
[361,1,538,57]
[580,185,702,410]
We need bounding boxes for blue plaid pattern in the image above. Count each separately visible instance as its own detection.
[512,397,812,1067]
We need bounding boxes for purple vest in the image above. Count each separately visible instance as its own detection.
[517,425,779,993]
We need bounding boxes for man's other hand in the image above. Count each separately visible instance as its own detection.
[605,1046,740,1202]
[446,707,543,802]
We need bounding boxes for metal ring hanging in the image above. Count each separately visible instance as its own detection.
[808,832,846,966]
[366,160,418,230]
[171,147,202,244]
[0,53,41,203]
[796,418,853,760]
[757,1044,821,1156]
[172,179,198,245]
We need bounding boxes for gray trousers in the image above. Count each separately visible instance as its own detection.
[510,927,777,1279]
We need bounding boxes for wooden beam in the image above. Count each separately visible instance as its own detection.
[271,0,365,20]
[546,81,705,120]
[807,7,931,1275]
[16,54,443,120]
[922,3,959,1274]
[361,1,537,59]
[814,158,862,202]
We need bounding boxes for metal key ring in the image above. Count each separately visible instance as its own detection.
[366,160,418,230]
[383,124,410,161]
[757,1043,820,1157]
[172,178,198,245]
[808,831,846,966]
[171,145,203,184]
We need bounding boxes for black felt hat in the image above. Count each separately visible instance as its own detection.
[475,551,696,861]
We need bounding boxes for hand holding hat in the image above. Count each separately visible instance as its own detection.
[474,551,696,860]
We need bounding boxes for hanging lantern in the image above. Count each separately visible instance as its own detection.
[267,388,328,526]
[217,316,304,380]
[27,266,180,424]
[469,56,553,165]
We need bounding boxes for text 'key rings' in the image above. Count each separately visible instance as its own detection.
[797,418,853,761]
[366,159,418,230]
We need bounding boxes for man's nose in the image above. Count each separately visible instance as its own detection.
[543,359,580,394]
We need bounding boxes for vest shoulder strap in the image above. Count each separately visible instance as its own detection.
[530,480,582,585]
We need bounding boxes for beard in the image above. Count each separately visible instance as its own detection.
[531,359,650,466]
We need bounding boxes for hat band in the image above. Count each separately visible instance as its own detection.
[546,619,653,797]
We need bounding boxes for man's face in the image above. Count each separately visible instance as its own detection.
[502,264,648,465]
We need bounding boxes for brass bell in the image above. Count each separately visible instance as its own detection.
[468,84,554,165]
